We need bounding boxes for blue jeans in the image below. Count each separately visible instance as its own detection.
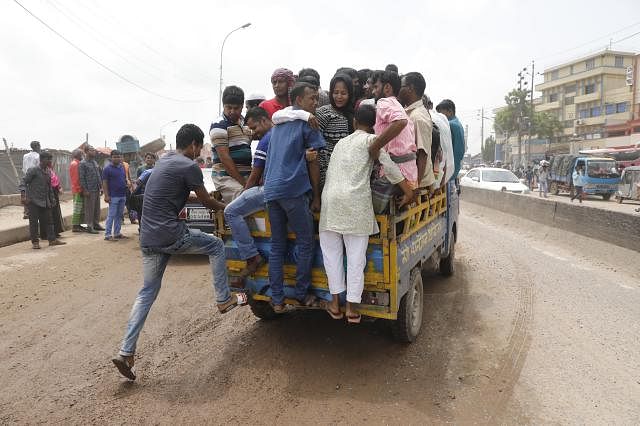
[224,186,265,260]
[267,196,314,305]
[105,196,126,237]
[118,228,231,356]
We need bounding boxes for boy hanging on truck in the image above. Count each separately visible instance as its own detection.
[320,104,414,323]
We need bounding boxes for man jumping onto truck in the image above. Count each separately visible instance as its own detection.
[112,124,247,381]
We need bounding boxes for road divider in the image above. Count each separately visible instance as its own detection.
[461,186,640,252]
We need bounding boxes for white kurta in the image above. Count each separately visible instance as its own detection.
[319,130,402,235]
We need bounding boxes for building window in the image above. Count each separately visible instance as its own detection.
[564,84,577,93]
[564,96,574,105]
[605,104,616,114]
[549,93,558,102]
[570,65,574,74]
[586,58,595,70]
[551,70,559,80]
[615,55,624,67]
[579,109,589,119]
[584,83,596,94]
[564,120,574,128]
[590,106,601,117]
[616,102,627,113]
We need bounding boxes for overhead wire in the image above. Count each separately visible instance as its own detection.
[12,0,210,103]
[46,0,169,84]
[535,21,640,62]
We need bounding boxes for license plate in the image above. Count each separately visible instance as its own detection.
[187,207,212,221]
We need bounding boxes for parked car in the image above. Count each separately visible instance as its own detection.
[460,167,530,194]
[178,168,216,234]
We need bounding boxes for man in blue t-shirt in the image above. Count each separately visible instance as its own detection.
[102,150,128,240]
[263,83,326,312]
[224,106,273,281]
[112,124,247,381]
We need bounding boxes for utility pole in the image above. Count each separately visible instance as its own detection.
[480,107,484,158]
[527,60,535,166]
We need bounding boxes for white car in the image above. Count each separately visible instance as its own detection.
[460,167,530,194]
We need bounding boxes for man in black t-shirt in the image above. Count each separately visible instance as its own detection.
[112,124,247,381]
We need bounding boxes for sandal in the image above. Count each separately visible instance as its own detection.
[346,313,362,324]
[217,292,248,314]
[112,355,136,380]
[325,306,344,320]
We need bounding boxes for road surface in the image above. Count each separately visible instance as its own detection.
[1,201,638,424]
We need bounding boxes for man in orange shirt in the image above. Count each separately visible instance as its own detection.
[69,149,85,232]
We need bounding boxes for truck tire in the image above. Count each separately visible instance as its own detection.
[439,233,455,277]
[392,269,424,343]
[249,300,278,320]
[602,193,612,201]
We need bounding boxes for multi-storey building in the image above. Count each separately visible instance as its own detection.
[535,49,635,151]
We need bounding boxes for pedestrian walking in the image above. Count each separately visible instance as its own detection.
[571,164,585,203]
[538,162,549,198]
[19,151,66,249]
[79,146,103,234]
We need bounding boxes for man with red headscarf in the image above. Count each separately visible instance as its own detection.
[259,68,295,118]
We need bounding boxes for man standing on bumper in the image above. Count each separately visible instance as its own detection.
[263,83,325,313]
[112,124,247,381]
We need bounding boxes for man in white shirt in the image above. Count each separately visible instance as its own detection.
[22,141,41,219]
[22,141,41,174]
[426,101,454,188]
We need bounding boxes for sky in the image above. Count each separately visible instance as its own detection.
[1,0,639,155]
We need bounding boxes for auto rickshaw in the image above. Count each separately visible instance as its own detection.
[615,166,640,204]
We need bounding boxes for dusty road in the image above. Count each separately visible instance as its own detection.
[1,202,639,424]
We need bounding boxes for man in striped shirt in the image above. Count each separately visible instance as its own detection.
[209,86,253,202]
[223,106,273,282]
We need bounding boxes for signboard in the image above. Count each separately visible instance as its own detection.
[626,66,634,86]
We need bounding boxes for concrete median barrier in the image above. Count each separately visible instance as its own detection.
[461,186,640,252]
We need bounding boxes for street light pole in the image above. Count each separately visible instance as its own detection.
[218,23,251,116]
[160,119,178,141]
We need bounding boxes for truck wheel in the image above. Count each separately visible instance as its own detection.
[392,269,423,343]
[602,193,612,201]
[439,234,455,277]
[249,300,278,320]
[550,182,559,195]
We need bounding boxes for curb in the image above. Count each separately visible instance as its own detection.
[0,206,108,248]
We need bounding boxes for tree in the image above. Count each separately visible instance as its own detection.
[494,88,563,142]
[481,135,496,163]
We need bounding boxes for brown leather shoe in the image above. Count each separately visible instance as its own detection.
[49,239,66,246]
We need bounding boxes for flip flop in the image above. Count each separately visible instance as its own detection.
[112,355,136,380]
[325,307,344,320]
[346,313,361,324]
[217,292,248,314]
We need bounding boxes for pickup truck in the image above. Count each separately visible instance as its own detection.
[549,155,620,200]
[214,182,459,342]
